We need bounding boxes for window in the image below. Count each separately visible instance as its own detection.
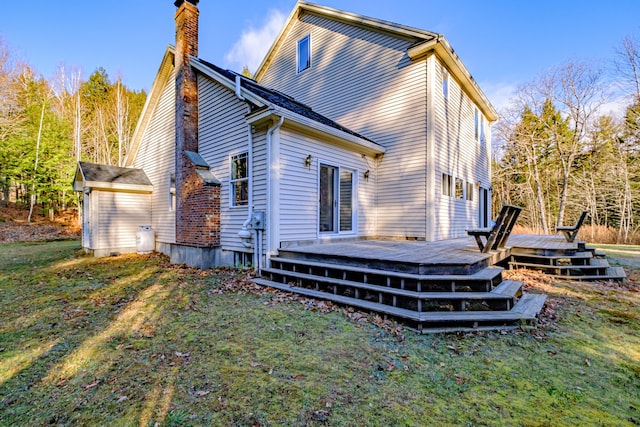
[169,173,176,211]
[230,152,249,206]
[297,35,311,73]
[480,114,486,147]
[455,178,464,199]
[442,67,449,99]
[466,182,474,201]
[442,173,453,197]
[474,107,480,142]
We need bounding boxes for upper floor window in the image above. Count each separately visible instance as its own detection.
[297,35,311,73]
[231,152,249,207]
[474,107,480,142]
[442,68,449,99]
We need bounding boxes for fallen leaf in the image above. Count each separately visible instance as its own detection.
[82,379,101,390]
[193,390,210,397]
[175,351,190,358]
[585,358,591,367]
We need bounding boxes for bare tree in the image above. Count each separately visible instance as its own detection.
[615,35,640,100]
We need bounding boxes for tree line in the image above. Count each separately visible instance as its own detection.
[0,39,145,220]
[493,35,640,244]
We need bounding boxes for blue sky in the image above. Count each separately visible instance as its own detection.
[1,1,638,112]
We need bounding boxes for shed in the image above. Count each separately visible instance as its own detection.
[73,161,153,256]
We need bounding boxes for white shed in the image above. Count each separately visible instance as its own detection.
[73,161,153,257]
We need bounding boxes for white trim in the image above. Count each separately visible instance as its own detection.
[246,108,386,156]
[79,181,152,193]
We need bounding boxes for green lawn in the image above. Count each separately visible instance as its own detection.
[0,240,638,426]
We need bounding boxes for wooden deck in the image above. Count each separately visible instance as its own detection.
[277,237,510,275]
[253,233,623,332]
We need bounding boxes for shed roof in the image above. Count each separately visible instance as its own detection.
[74,162,152,193]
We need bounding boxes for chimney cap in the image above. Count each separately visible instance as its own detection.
[174,0,199,7]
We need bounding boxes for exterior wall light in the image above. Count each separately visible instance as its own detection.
[364,170,370,181]
[304,155,312,168]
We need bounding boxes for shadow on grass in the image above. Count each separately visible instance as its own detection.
[1,241,639,426]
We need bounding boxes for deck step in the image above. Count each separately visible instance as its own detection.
[253,277,542,332]
[492,280,523,297]
[546,266,627,281]
[510,251,593,266]
[512,294,547,317]
[263,268,516,299]
[508,258,610,276]
[269,257,504,282]
[262,267,520,311]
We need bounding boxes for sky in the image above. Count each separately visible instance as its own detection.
[1,1,639,113]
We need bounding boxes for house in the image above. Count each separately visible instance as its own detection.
[75,0,498,270]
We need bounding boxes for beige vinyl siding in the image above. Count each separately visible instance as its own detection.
[278,127,376,243]
[259,13,428,239]
[432,58,491,239]
[94,191,151,251]
[132,70,176,244]
[197,74,252,253]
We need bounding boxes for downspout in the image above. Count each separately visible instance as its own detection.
[265,115,284,269]
[234,75,256,255]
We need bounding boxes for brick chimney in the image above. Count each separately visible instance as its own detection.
[174,0,221,250]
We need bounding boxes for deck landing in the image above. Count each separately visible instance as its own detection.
[278,238,509,275]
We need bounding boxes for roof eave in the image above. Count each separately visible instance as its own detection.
[189,58,267,107]
[246,108,386,156]
[74,181,153,194]
[408,37,498,122]
[125,45,176,166]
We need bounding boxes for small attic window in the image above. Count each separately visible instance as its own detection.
[297,35,311,73]
[442,67,449,99]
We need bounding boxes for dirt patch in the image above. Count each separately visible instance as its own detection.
[0,204,80,243]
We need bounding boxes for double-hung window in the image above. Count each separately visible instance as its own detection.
[230,152,249,207]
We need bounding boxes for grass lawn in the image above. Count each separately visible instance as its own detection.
[0,240,638,426]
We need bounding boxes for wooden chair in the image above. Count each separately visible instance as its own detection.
[555,211,588,243]
[467,205,522,253]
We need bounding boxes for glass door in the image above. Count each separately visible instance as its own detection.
[319,164,354,234]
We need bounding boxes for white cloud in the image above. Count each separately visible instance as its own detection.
[224,10,286,74]
[480,81,519,116]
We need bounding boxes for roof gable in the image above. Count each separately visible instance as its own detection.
[254,1,497,122]
[254,1,437,82]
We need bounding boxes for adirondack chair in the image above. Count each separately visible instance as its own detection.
[555,211,588,243]
[467,205,522,253]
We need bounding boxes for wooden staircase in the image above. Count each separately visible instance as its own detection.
[507,242,626,281]
[254,250,547,333]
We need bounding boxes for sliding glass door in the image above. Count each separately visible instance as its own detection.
[319,164,354,234]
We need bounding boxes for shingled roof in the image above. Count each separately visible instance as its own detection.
[192,57,375,144]
[74,161,152,192]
